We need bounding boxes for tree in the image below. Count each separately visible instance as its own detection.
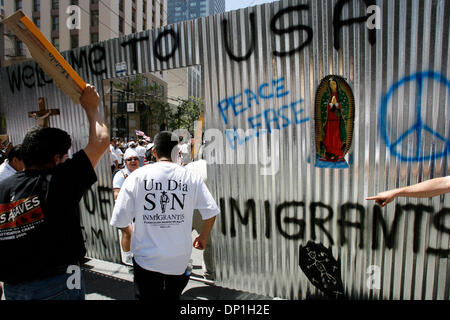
[167,96,203,134]
[113,74,203,138]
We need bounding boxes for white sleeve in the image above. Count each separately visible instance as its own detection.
[112,171,125,189]
[195,180,220,220]
[110,175,136,228]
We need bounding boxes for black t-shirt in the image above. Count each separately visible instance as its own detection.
[0,150,97,284]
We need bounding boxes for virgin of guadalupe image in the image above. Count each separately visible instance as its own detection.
[314,75,354,169]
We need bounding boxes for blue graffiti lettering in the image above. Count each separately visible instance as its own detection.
[225,99,309,150]
[217,77,291,124]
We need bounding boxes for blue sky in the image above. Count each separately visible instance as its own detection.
[225,0,277,12]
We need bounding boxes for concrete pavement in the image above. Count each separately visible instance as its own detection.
[83,244,274,300]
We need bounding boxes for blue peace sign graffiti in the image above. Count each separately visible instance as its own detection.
[379,71,450,162]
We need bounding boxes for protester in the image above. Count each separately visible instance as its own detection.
[110,138,123,167]
[112,148,140,264]
[185,158,215,281]
[109,148,119,176]
[366,176,450,207]
[0,84,109,300]
[0,144,25,299]
[135,140,147,167]
[177,136,191,166]
[0,144,24,182]
[110,131,220,300]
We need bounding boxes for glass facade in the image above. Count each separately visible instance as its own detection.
[167,0,225,24]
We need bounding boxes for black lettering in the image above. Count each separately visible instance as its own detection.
[97,186,112,221]
[22,65,35,89]
[220,198,227,236]
[270,5,313,57]
[222,12,256,62]
[170,193,186,210]
[121,36,149,70]
[83,187,96,215]
[230,198,257,239]
[264,200,271,239]
[69,49,88,71]
[339,203,365,249]
[427,208,450,257]
[401,204,433,253]
[91,227,107,249]
[333,0,376,50]
[88,45,107,75]
[275,201,305,240]
[7,66,21,93]
[153,30,178,62]
[35,64,52,87]
[372,204,403,250]
[309,202,334,245]
[144,193,156,210]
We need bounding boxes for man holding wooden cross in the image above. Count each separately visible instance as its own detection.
[0,84,109,300]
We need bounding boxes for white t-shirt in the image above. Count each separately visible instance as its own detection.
[0,160,17,182]
[110,161,220,275]
[112,167,131,189]
[110,151,119,167]
[110,144,124,164]
[178,143,191,164]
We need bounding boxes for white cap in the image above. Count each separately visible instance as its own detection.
[124,148,139,160]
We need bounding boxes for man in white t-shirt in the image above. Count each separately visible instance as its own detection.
[110,131,219,300]
[110,138,123,166]
[135,140,147,167]
[177,136,191,166]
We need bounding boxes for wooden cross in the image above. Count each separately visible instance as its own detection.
[28,97,60,127]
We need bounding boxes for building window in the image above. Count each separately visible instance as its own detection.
[15,0,22,10]
[91,33,99,43]
[119,0,124,12]
[91,11,99,27]
[52,16,59,31]
[70,34,78,49]
[119,17,124,33]
[33,17,40,28]
[51,0,59,10]
[15,39,24,55]
[91,0,99,4]
[33,0,40,12]
[52,37,59,50]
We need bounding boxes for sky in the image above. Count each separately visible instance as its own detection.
[225,0,277,12]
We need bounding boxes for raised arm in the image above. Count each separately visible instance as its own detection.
[80,84,110,168]
[366,176,450,207]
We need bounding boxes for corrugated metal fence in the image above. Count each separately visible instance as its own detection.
[0,0,448,299]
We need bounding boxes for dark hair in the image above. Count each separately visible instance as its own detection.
[21,127,72,167]
[154,131,178,159]
[7,144,22,162]
[139,140,145,146]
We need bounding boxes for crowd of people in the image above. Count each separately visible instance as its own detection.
[0,83,448,301]
[0,84,219,301]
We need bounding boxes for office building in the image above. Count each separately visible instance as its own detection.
[167,0,224,24]
[2,0,167,66]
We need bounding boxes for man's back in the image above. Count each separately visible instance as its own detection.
[0,150,97,284]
